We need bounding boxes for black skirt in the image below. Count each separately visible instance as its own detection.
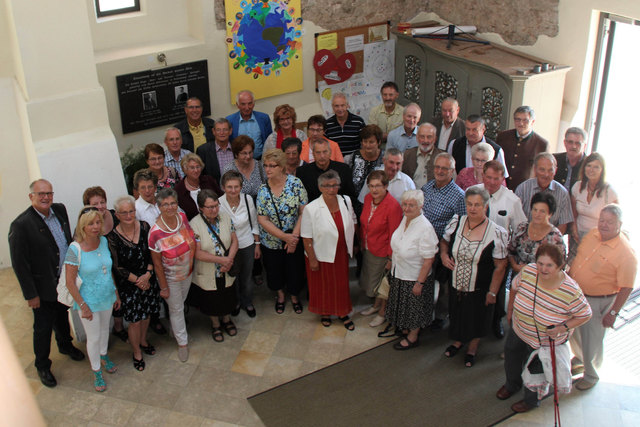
[186,277,237,317]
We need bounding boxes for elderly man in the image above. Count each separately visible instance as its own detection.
[402,123,444,189]
[8,179,85,387]
[134,169,161,227]
[368,81,404,140]
[174,97,214,153]
[569,204,637,390]
[554,127,587,191]
[164,127,190,179]
[430,97,466,151]
[296,137,356,201]
[515,152,573,234]
[497,106,549,190]
[227,90,273,159]
[196,118,234,182]
[300,115,343,163]
[359,148,415,203]
[472,160,527,337]
[386,103,422,152]
[324,93,366,157]
[448,115,508,175]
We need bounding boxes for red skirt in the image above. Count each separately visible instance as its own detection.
[306,210,352,317]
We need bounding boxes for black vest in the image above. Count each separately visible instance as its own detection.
[450,137,500,173]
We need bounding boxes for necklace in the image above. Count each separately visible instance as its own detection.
[118,223,136,242]
[465,217,487,236]
[185,179,200,191]
[161,214,181,233]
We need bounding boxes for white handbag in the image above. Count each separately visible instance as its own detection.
[56,242,82,307]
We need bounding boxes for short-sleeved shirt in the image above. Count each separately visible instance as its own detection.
[508,222,566,266]
[390,215,439,281]
[386,126,418,152]
[571,182,618,236]
[471,184,525,236]
[570,229,637,296]
[515,178,573,227]
[421,179,466,238]
[64,236,116,312]
[512,264,592,348]
[324,112,366,156]
[368,103,403,136]
[256,175,308,250]
[148,212,195,282]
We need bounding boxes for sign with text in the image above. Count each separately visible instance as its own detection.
[116,60,210,134]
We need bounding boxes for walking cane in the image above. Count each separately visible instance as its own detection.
[548,333,561,427]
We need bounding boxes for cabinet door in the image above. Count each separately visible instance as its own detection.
[468,71,512,140]
[425,54,469,120]
[395,38,427,107]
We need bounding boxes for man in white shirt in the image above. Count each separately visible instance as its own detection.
[134,169,160,227]
[386,103,422,152]
[359,147,415,203]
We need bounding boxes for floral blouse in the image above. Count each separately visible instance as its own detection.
[256,175,308,250]
[157,167,179,190]
[222,160,266,198]
[508,222,566,265]
[346,150,384,196]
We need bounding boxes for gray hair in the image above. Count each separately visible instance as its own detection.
[236,90,254,103]
[441,97,459,108]
[534,152,557,168]
[465,186,490,206]
[383,147,403,160]
[466,114,486,127]
[601,203,623,223]
[331,92,347,103]
[214,117,232,128]
[197,189,218,209]
[113,195,136,212]
[164,127,181,142]
[418,122,437,133]
[401,189,424,206]
[514,105,535,121]
[403,103,422,115]
[470,142,495,159]
[317,170,341,188]
[435,152,455,170]
[310,137,331,152]
[29,179,51,192]
[565,126,587,141]
[156,188,178,205]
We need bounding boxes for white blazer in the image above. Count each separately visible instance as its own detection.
[301,195,356,262]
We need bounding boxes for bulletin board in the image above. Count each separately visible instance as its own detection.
[313,21,390,87]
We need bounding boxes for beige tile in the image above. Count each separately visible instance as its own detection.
[297,361,327,377]
[271,336,309,360]
[199,344,242,370]
[92,396,138,425]
[261,355,304,385]
[231,350,270,376]
[155,358,198,387]
[240,331,279,355]
[137,381,185,409]
[125,404,173,426]
[172,387,245,423]
[311,322,347,343]
[249,314,288,335]
[199,420,241,427]
[303,341,343,365]
[279,317,318,340]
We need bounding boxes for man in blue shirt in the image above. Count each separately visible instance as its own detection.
[386,103,421,152]
[227,90,273,159]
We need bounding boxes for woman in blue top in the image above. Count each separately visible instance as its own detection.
[65,207,120,392]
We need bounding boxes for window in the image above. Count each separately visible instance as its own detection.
[95,0,140,18]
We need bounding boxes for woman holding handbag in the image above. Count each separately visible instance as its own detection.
[188,190,239,342]
[64,207,120,392]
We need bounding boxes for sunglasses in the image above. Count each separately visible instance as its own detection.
[80,206,99,216]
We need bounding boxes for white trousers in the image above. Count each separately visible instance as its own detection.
[167,276,192,346]
[79,308,113,371]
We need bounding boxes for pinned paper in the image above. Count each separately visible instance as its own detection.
[317,32,338,50]
[344,34,364,53]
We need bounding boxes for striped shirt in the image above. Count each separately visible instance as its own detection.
[512,264,591,348]
[514,178,573,226]
[325,112,365,157]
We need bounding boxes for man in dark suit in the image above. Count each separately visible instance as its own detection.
[448,114,508,174]
[554,127,587,191]
[8,179,84,387]
[174,97,215,153]
[197,118,235,183]
[430,97,466,151]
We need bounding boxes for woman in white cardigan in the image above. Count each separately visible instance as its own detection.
[188,190,239,343]
[301,170,357,330]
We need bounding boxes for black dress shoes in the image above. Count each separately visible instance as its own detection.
[37,368,57,388]
[59,345,85,361]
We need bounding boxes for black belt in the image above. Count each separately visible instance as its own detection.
[585,293,617,299]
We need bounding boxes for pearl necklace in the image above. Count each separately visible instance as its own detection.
[161,214,181,233]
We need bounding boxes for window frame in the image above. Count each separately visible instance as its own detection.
[94,0,140,18]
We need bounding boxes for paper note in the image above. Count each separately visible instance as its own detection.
[317,33,338,50]
[368,24,388,42]
[344,34,364,53]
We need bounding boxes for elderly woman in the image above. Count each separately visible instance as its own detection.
[107,196,159,371]
[358,170,403,328]
[175,153,222,220]
[148,188,196,362]
[144,143,179,190]
[509,192,565,274]
[222,135,266,199]
[383,190,439,349]
[301,170,356,329]
[263,104,307,152]
[220,170,260,317]
[345,124,385,202]
[282,137,304,175]
[188,190,239,342]
[441,187,508,366]
[455,142,503,190]
[497,243,591,413]
[65,207,120,392]
[570,152,617,258]
[257,148,308,314]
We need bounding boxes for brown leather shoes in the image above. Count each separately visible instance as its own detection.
[511,400,535,413]
[496,385,515,400]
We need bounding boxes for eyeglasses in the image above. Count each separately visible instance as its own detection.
[514,118,530,124]
[368,184,384,189]
[321,183,340,188]
[186,105,202,110]
[187,165,203,171]
[80,206,99,216]
[471,157,488,164]
[308,127,324,133]
[31,192,54,198]
[148,156,164,162]
[434,165,452,171]
[160,202,178,208]
[202,204,219,210]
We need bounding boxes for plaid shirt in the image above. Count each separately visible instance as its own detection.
[421,179,466,238]
[164,148,190,179]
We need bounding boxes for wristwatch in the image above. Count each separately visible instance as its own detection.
[609,309,617,316]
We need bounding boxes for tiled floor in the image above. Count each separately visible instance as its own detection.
[1,266,639,426]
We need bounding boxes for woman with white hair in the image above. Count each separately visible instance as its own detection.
[384,189,439,350]
[455,142,504,190]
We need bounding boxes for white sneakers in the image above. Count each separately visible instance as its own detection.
[369,315,386,327]
[360,305,379,316]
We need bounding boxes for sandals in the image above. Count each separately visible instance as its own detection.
[211,327,224,342]
[133,355,145,371]
[112,327,128,343]
[140,343,156,356]
[339,316,355,331]
[222,320,237,337]
[464,353,476,368]
[394,337,419,350]
[291,299,303,314]
[100,355,117,374]
[275,299,286,314]
[377,323,397,338]
[321,317,332,327]
[93,370,106,392]
[444,344,463,358]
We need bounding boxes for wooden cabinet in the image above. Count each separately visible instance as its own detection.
[394,31,570,142]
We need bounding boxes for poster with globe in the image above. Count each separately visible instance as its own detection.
[225,0,303,104]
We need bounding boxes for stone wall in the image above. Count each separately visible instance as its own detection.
[214,0,558,46]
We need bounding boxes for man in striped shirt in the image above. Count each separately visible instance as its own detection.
[324,93,365,157]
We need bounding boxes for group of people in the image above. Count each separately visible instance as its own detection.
[9,84,636,417]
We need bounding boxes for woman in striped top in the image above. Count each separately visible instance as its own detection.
[496,243,591,413]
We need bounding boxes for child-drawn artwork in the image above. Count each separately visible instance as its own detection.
[364,40,395,84]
